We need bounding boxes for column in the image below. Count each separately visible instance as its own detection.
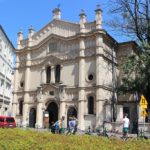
[59,102,66,118]
[95,34,105,128]
[95,6,104,128]
[22,102,29,127]
[36,101,43,128]
[12,54,19,117]
[22,51,31,127]
[12,95,18,117]
[78,10,86,131]
[51,66,55,83]
[78,38,86,130]
[41,68,46,84]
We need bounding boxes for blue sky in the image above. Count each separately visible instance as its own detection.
[0,0,131,47]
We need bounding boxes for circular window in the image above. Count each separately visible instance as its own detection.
[88,74,94,81]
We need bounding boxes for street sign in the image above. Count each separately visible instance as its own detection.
[141,109,148,117]
[139,95,148,109]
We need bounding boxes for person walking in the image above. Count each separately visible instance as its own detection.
[66,117,75,135]
[59,116,65,134]
[72,116,78,134]
[122,113,130,140]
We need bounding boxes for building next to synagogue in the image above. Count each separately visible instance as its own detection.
[0,25,14,116]
[12,6,142,131]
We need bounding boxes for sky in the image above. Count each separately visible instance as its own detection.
[0,0,132,47]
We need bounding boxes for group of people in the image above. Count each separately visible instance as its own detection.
[50,116,65,134]
[50,114,130,138]
[50,116,78,135]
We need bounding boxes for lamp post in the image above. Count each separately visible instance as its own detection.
[112,45,117,122]
[134,91,139,135]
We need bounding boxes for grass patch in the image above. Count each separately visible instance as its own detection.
[0,128,150,150]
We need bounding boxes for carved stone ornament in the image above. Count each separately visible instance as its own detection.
[36,88,43,102]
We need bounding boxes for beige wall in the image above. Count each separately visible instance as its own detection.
[61,62,78,86]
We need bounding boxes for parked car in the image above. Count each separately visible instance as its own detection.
[0,116,16,128]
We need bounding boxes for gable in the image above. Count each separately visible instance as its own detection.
[32,20,80,46]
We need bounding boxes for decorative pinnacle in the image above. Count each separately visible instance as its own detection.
[57,4,61,9]
[97,4,101,9]
[18,28,23,34]
[95,3,103,12]
[29,25,33,30]
[79,9,86,16]
[81,9,85,14]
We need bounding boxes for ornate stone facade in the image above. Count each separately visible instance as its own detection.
[12,7,137,131]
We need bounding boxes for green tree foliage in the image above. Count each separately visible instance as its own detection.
[109,0,150,99]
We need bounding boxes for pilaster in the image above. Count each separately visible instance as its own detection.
[78,36,86,130]
[59,87,66,117]
[22,50,31,127]
[36,101,43,128]
[59,101,66,119]
[41,68,46,84]
[12,54,19,117]
[12,96,17,117]
[51,66,55,83]
[95,34,105,127]
[22,101,29,127]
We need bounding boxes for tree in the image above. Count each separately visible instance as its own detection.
[108,0,150,100]
[109,0,150,44]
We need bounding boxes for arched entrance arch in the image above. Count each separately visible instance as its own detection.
[46,102,58,126]
[67,106,77,126]
[29,108,36,128]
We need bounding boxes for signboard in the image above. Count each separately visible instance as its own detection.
[141,109,148,117]
[139,95,148,109]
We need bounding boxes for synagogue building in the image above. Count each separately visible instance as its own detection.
[12,6,141,131]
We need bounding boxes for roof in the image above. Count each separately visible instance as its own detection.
[0,25,15,49]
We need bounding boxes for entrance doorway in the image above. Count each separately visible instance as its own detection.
[67,107,77,126]
[46,102,58,126]
[29,108,36,128]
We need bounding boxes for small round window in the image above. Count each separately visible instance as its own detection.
[88,74,94,81]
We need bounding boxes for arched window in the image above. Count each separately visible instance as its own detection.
[19,100,23,115]
[88,96,94,114]
[46,66,51,83]
[55,65,61,83]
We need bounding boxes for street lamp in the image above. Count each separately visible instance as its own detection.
[134,91,139,135]
[112,45,117,122]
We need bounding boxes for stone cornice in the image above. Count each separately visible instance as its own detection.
[96,99,106,102]
[95,85,112,91]
[13,90,36,94]
[77,85,113,92]
[15,29,117,54]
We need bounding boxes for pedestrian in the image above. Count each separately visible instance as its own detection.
[72,116,78,134]
[59,116,65,134]
[122,113,130,139]
[54,120,60,134]
[66,117,75,135]
[50,121,55,134]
